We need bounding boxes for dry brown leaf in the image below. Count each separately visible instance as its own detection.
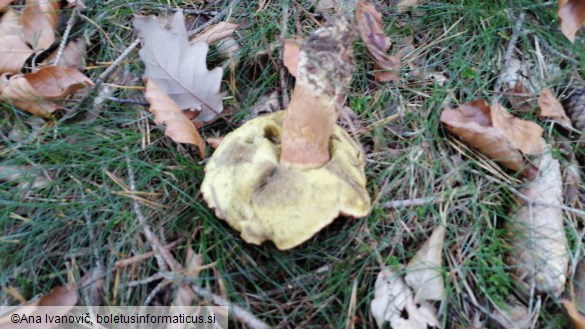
[370,267,440,329]
[405,225,445,303]
[134,10,223,122]
[356,1,400,81]
[42,39,86,70]
[507,142,568,297]
[22,0,59,50]
[0,0,13,10]
[190,21,239,44]
[282,39,301,77]
[0,284,78,329]
[558,0,585,43]
[0,8,25,39]
[492,297,534,329]
[538,88,573,130]
[441,99,542,179]
[563,299,585,329]
[144,79,206,156]
[397,0,423,12]
[65,0,85,9]
[508,80,535,113]
[0,35,33,74]
[0,66,93,117]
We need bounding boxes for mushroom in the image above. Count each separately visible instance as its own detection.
[201,18,371,250]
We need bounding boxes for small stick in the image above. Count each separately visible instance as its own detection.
[61,39,141,122]
[493,11,525,97]
[115,240,183,269]
[279,1,290,108]
[54,7,79,66]
[381,195,441,209]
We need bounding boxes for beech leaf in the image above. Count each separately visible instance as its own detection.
[22,0,59,50]
[134,10,223,122]
[42,39,87,70]
[144,78,206,156]
[538,87,573,130]
[507,142,568,296]
[0,66,93,117]
[356,1,400,81]
[0,8,25,40]
[558,0,585,43]
[0,35,33,74]
[440,99,542,179]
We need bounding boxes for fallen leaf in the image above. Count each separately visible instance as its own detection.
[397,0,423,13]
[0,8,25,40]
[244,90,280,121]
[0,35,33,74]
[507,141,568,297]
[134,10,224,122]
[405,225,445,303]
[0,66,93,117]
[508,80,535,113]
[355,1,400,81]
[190,21,239,44]
[144,78,206,156]
[65,0,85,9]
[558,0,585,43]
[22,0,59,50]
[370,268,440,329]
[0,284,78,329]
[492,297,534,329]
[215,36,240,59]
[207,136,224,149]
[282,39,301,77]
[0,0,13,10]
[440,99,542,179]
[538,88,573,129]
[563,299,585,329]
[42,38,87,70]
[0,165,50,189]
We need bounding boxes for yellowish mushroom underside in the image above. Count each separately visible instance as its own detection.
[201,111,371,250]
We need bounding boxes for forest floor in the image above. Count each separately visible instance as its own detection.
[1,0,584,328]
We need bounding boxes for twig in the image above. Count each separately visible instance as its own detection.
[105,96,149,106]
[187,5,230,38]
[189,284,271,329]
[493,11,525,97]
[279,1,290,108]
[115,240,183,269]
[125,156,181,272]
[381,195,441,209]
[54,7,79,66]
[61,39,141,122]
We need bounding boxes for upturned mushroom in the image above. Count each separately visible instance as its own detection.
[201,18,371,250]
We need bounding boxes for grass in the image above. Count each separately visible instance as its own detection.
[1,0,584,328]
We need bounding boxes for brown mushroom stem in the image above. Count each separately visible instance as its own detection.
[280,17,356,168]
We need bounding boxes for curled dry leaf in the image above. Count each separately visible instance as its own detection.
[440,99,543,179]
[558,0,585,43]
[538,88,573,130]
[190,21,239,44]
[144,79,205,157]
[506,142,568,297]
[0,284,78,329]
[42,39,87,70]
[355,1,400,81]
[0,35,33,74]
[563,299,585,329]
[134,10,223,122]
[0,66,93,117]
[405,225,445,303]
[22,0,59,50]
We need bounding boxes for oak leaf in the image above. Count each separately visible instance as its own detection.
[538,88,573,130]
[440,99,542,179]
[0,66,93,117]
[22,0,59,50]
[356,1,400,81]
[558,0,585,43]
[144,78,206,156]
[134,10,223,122]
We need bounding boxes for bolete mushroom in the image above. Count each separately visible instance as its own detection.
[201,18,371,250]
